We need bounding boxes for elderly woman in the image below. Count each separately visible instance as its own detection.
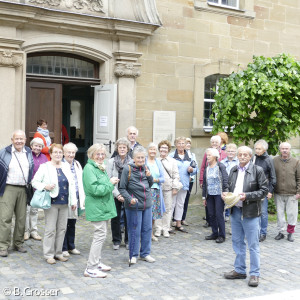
[83,144,119,278]
[202,148,229,243]
[169,137,197,233]
[181,138,198,226]
[62,143,85,257]
[155,140,182,237]
[200,135,227,227]
[33,119,52,161]
[252,139,276,242]
[107,137,131,250]
[32,144,77,264]
[218,132,229,151]
[24,137,48,241]
[119,146,155,264]
[146,143,165,241]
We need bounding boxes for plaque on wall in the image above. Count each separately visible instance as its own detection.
[153,111,176,146]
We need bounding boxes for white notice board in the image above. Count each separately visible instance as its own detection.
[153,111,176,146]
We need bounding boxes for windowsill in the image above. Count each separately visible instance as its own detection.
[191,127,213,137]
[194,0,255,19]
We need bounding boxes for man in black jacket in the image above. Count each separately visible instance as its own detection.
[224,146,268,287]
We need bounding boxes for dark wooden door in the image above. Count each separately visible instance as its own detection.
[26,81,62,145]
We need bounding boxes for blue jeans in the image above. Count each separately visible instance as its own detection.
[126,207,152,258]
[231,206,260,277]
[206,194,225,238]
[259,197,268,236]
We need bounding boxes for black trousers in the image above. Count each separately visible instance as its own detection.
[62,219,76,251]
[111,198,128,245]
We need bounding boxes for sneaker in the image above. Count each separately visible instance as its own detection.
[152,236,158,242]
[287,233,294,242]
[24,232,30,241]
[98,262,111,272]
[0,249,8,257]
[30,232,42,241]
[163,231,170,238]
[248,275,259,287]
[224,270,247,279]
[69,248,80,255]
[140,255,155,263]
[62,251,70,257]
[113,244,120,250]
[154,231,161,237]
[14,246,27,253]
[275,232,285,240]
[46,258,56,264]
[55,256,68,262]
[129,257,137,264]
[84,268,107,278]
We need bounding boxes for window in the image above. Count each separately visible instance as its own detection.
[208,0,239,9]
[27,54,98,79]
[204,74,227,131]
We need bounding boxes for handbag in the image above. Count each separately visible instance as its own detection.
[30,189,51,210]
[14,152,33,205]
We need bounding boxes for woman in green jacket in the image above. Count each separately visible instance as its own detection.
[83,143,119,278]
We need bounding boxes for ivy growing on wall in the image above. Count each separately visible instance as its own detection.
[212,53,300,155]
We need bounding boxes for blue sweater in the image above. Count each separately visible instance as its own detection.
[0,145,34,196]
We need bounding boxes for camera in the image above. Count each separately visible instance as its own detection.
[190,160,196,168]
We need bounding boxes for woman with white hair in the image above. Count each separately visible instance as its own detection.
[24,137,48,241]
[62,142,85,257]
[252,139,276,242]
[202,148,229,243]
[83,143,119,278]
[146,143,165,241]
[200,135,227,227]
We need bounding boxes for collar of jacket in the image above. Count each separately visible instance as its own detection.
[279,155,291,162]
[232,161,254,173]
[255,151,269,159]
[174,149,191,162]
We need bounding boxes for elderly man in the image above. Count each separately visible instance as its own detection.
[273,142,300,242]
[224,146,268,287]
[0,130,34,257]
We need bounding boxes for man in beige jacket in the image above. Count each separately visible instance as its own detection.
[273,142,300,242]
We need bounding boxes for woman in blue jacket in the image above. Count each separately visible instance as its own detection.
[169,137,197,233]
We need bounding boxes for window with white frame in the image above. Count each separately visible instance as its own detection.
[203,74,227,130]
[207,0,239,9]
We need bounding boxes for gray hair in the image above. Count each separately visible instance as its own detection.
[254,139,268,151]
[226,143,237,151]
[63,142,78,153]
[206,148,220,159]
[210,135,221,145]
[132,146,147,158]
[237,146,253,156]
[12,130,26,139]
[147,142,158,151]
[115,137,130,152]
[279,142,291,149]
[30,137,44,147]
[87,143,107,159]
[126,126,139,136]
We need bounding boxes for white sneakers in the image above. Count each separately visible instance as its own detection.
[140,255,156,263]
[152,236,158,242]
[84,268,107,278]
[154,231,161,237]
[69,248,80,255]
[98,262,111,272]
[129,257,137,264]
[163,231,170,238]
[62,251,70,257]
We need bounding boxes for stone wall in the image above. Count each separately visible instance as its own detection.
[136,0,300,154]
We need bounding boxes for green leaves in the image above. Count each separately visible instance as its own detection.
[212,54,300,155]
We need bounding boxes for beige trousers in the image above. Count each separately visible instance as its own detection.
[155,189,173,234]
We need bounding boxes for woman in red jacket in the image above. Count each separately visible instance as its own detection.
[33,119,51,161]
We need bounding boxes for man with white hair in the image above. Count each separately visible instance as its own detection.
[273,142,300,242]
[224,146,268,287]
[0,130,34,257]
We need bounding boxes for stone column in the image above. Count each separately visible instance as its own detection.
[113,51,142,138]
[0,38,25,147]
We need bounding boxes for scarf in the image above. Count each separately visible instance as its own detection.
[114,154,131,178]
[37,127,51,147]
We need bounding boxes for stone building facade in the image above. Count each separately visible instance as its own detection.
[0,0,299,160]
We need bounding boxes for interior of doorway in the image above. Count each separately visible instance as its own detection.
[62,84,94,167]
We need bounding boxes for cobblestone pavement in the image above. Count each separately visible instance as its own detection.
[0,197,299,300]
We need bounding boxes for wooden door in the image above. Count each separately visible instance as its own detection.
[26,81,62,145]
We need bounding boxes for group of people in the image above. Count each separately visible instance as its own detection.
[0,125,299,286]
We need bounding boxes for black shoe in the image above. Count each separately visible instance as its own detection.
[287,233,294,242]
[205,234,218,240]
[216,237,225,243]
[248,275,259,287]
[203,222,210,228]
[259,235,266,242]
[224,270,247,279]
[275,232,285,240]
[14,246,27,253]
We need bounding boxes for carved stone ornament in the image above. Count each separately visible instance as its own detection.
[114,63,141,78]
[28,0,105,13]
[0,50,23,67]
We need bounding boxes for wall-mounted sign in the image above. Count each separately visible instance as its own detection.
[153,111,176,146]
